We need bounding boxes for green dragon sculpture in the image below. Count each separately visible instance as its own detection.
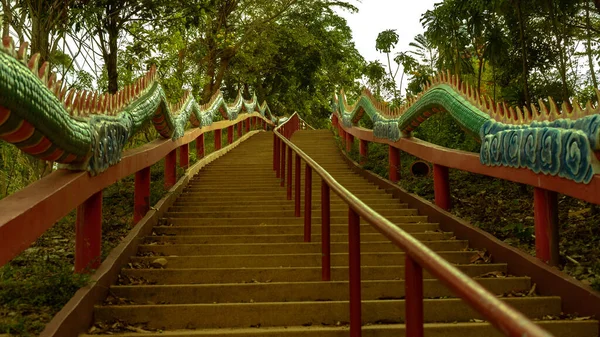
[0,37,275,175]
[334,70,600,184]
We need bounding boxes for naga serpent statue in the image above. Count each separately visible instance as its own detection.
[0,37,275,175]
[334,71,600,184]
[1,35,598,184]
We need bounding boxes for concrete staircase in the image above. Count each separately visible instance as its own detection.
[82,131,598,336]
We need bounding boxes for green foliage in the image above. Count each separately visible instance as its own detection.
[412,112,480,153]
[375,29,399,54]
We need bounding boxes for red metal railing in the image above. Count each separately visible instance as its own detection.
[331,113,600,267]
[273,112,553,337]
[0,113,273,272]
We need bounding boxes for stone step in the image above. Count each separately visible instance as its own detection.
[152,224,439,236]
[119,263,508,284]
[167,202,409,213]
[136,240,468,256]
[93,297,561,330]
[108,278,531,304]
[163,208,418,219]
[144,232,454,244]
[79,321,599,337]
[159,216,430,226]
[128,251,477,268]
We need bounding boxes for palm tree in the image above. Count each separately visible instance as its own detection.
[408,34,438,70]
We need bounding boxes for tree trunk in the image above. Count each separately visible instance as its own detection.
[1,0,11,38]
[105,5,120,94]
[515,0,531,106]
[30,9,50,63]
[586,2,598,88]
[477,57,484,95]
[201,48,217,104]
[547,1,569,102]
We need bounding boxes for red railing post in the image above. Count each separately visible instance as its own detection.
[304,165,312,242]
[534,188,559,266]
[164,149,177,189]
[245,118,250,133]
[179,143,189,169]
[228,125,234,144]
[237,122,242,138]
[346,132,354,153]
[405,255,424,337]
[359,139,368,165]
[280,141,286,187]
[75,191,102,273]
[273,133,278,172]
[295,153,301,217]
[214,129,222,150]
[275,137,281,178]
[348,207,361,337]
[133,167,150,225]
[433,164,450,210]
[321,181,331,281]
[196,134,204,159]
[287,146,292,200]
[389,145,400,183]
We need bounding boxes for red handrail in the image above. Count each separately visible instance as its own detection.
[332,112,600,266]
[273,112,553,337]
[0,113,273,270]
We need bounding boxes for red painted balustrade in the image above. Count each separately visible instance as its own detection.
[330,113,600,267]
[0,114,271,273]
[274,112,554,337]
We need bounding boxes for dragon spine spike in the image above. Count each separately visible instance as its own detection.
[91,92,97,114]
[530,103,539,120]
[1,36,16,58]
[47,73,56,89]
[561,100,572,115]
[16,41,28,61]
[446,69,452,83]
[27,53,41,75]
[78,90,86,114]
[515,106,524,123]
[64,89,75,110]
[538,99,549,120]
[508,106,516,122]
[571,98,582,119]
[38,61,49,84]
[595,88,600,106]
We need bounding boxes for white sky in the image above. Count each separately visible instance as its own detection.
[335,0,440,94]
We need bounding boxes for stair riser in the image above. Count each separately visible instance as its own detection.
[94,297,561,329]
[152,224,439,235]
[163,209,418,218]
[120,264,508,284]
[110,278,531,304]
[129,251,477,268]
[160,216,430,226]
[78,322,600,337]
[172,198,406,207]
[167,203,409,212]
[178,190,388,199]
[136,241,468,256]
[144,232,453,244]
